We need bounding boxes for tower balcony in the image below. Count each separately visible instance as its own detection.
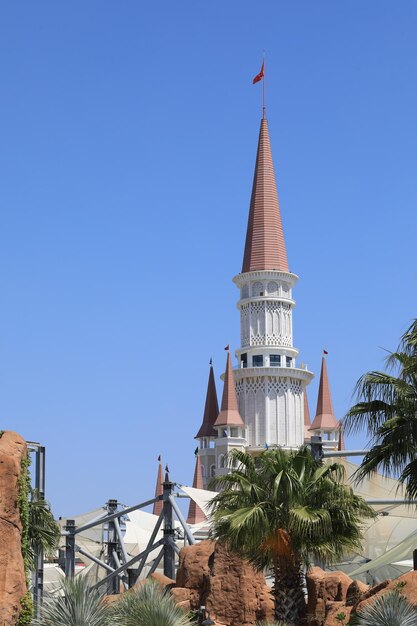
[233,365,314,384]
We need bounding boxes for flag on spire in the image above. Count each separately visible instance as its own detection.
[323,349,328,355]
[253,61,265,84]
[224,344,230,351]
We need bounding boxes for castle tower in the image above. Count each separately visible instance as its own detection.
[309,355,339,449]
[232,116,313,449]
[186,454,207,525]
[214,349,246,476]
[195,362,219,488]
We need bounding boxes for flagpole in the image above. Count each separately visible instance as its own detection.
[262,50,266,119]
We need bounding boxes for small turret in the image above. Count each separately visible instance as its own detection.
[186,453,207,525]
[152,457,163,516]
[310,355,339,447]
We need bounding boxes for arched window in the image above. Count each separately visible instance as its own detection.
[201,465,206,477]
[267,281,278,296]
[210,465,216,478]
[218,454,225,469]
[252,282,264,297]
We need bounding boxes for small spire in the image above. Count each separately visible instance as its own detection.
[304,389,311,441]
[214,351,244,427]
[195,362,220,438]
[152,458,163,516]
[242,117,289,273]
[310,356,339,431]
[186,453,207,525]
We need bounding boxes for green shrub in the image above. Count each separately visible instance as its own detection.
[352,590,417,626]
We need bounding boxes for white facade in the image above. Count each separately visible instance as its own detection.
[232,270,313,450]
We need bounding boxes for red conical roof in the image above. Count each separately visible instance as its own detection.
[214,351,244,427]
[195,364,219,438]
[242,118,289,273]
[186,454,207,525]
[310,357,339,431]
[152,461,163,516]
[304,389,312,440]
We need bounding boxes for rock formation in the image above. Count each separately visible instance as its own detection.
[175,540,274,626]
[0,431,28,625]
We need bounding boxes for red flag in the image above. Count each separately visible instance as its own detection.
[323,349,328,355]
[252,62,264,84]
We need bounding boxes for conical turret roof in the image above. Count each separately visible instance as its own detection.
[310,356,339,431]
[214,351,244,427]
[195,364,219,438]
[242,117,289,273]
[152,460,163,516]
[186,454,207,525]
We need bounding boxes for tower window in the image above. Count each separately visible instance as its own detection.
[270,354,281,367]
[241,353,247,368]
[286,356,292,367]
[253,355,263,367]
[230,427,238,437]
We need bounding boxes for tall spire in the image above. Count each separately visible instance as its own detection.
[304,389,312,440]
[186,453,207,525]
[195,363,220,438]
[310,356,338,431]
[152,459,163,516]
[242,118,289,273]
[214,350,244,427]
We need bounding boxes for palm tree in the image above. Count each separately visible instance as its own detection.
[352,590,417,626]
[28,490,61,568]
[209,448,375,625]
[110,579,192,626]
[344,319,417,499]
[35,575,110,626]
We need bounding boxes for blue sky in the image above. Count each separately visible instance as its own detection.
[0,2,416,516]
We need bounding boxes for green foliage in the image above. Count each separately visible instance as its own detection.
[17,455,60,625]
[335,612,348,626]
[209,448,375,569]
[352,590,417,626]
[110,579,193,626]
[17,454,33,624]
[35,575,110,626]
[209,448,375,624]
[17,591,33,626]
[18,454,31,575]
[345,319,417,500]
[27,489,61,569]
[394,580,407,593]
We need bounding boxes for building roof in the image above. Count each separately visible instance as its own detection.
[242,117,289,273]
[195,364,219,439]
[214,351,244,427]
[186,454,207,525]
[310,356,339,431]
[152,460,163,516]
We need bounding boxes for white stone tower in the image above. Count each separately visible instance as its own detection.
[232,115,314,450]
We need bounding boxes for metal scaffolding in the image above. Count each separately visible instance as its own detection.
[61,467,196,593]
